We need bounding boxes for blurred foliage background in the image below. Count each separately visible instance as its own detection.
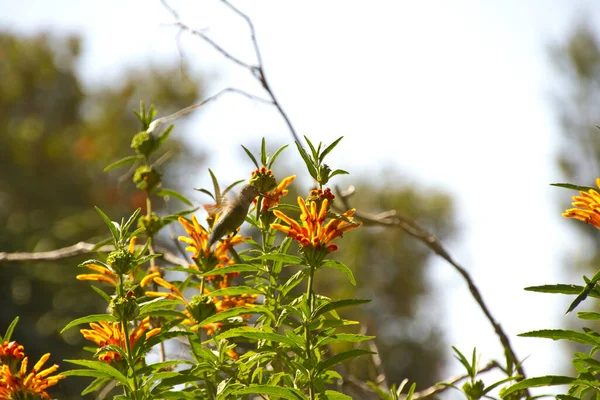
[551,24,600,375]
[0,32,455,398]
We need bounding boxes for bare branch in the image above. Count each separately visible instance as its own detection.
[147,87,274,135]
[334,186,529,395]
[0,242,188,267]
[162,0,302,146]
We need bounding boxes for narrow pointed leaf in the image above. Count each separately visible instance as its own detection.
[316,349,374,375]
[295,141,318,180]
[103,155,141,172]
[550,183,595,192]
[268,144,289,169]
[64,359,128,384]
[502,376,575,397]
[206,286,263,297]
[321,260,356,285]
[241,145,260,169]
[94,206,119,242]
[156,124,174,147]
[61,314,117,334]
[304,135,319,163]
[208,168,222,201]
[519,329,600,346]
[313,299,370,319]
[232,385,306,400]
[156,188,193,207]
[223,179,245,197]
[319,136,344,163]
[215,327,296,347]
[2,317,19,342]
[261,137,267,166]
[525,284,600,298]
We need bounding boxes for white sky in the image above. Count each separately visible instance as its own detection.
[3,0,600,395]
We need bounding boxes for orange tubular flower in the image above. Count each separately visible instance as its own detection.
[76,263,118,286]
[259,175,296,211]
[563,178,600,229]
[271,196,361,255]
[80,317,155,363]
[0,348,65,400]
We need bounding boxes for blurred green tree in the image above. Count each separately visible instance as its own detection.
[0,32,204,398]
[550,23,600,374]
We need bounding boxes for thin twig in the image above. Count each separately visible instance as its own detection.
[334,185,529,397]
[161,0,302,145]
[220,0,300,145]
[147,87,273,136]
[0,242,188,266]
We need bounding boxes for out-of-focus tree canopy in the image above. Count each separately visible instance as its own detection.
[0,32,204,398]
[0,31,457,398]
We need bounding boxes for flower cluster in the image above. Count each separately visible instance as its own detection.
[0,341,65,400]
[80,317,160,363]
[272,196,361,254]
[563,178,600,230]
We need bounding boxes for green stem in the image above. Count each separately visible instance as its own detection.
[304,262,316,400]
[121,319,139,395]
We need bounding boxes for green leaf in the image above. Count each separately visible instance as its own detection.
[501,376,575,397]
[64,359,129,385]
[321,260,355,286]
[200,264,263,277]
[138,299,181,318]
[329,169,350,178]
[316,349,374,375]
[61,315,117,334]
[94,206,119,243]
[122,208,142,234]
[91,236,113,252]
[90,286,111,303]
[323,390,352,400]
[270,203,302,213]
[525,284,600,298]
[519,329,600,346]
[103,155,141,172]
[194,188,215,201]
[223,179,245,198]
[281,269,308,297]
[313,299,370,319]
[215,327,296,347]
[232,385,306,400]
[319,136,344,163]
[550,183,595,192]
[156,188,194,207]
[258,253,303,265]
[241,145,260,169]
[294,141,318,181]
[207,286,263,297]
[198,306,265,327]
[316,333,374,348]
[61,369,114,379]
[2,317,19,342]
[156,124,174,147]
[81,377,110,396]
[261,137,267,166]
[208,168,222,201]
[566,270,600,314]
[304,135,319,164]
[268,144,289,169]
[577,312,600,320]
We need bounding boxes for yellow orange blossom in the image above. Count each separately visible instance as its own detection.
[76,263,118,286]
[271,196,361,252]
[178,215,245,261]
[0,342,24,360]
[0,350,65,400]
[80,316,158,363]
[258,175,295,211]
[563,178,600,230]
